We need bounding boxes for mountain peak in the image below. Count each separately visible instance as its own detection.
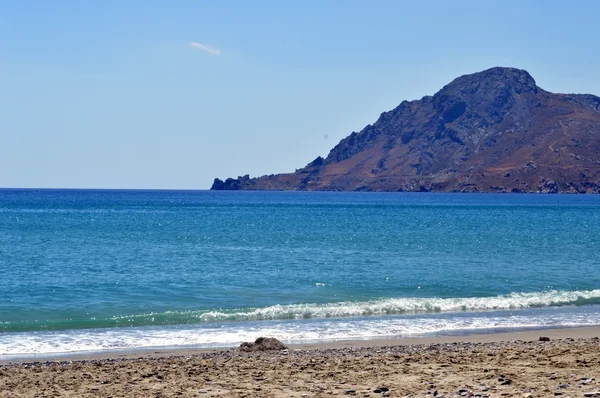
[427,67,539,129]
[440,67,537,95]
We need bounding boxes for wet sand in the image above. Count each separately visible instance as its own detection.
[1,327,600,397]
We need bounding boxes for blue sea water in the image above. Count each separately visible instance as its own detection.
[1,189,600,359]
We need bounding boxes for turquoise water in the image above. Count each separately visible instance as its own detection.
[1,189,600,358]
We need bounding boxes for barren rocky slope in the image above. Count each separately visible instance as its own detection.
[212,67,600,193]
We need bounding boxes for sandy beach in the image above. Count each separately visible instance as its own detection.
[2,327,600,397]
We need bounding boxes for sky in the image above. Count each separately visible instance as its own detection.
[1,0,600,189]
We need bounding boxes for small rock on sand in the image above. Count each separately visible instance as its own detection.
[374,386,389,393]
[239,337,287,352]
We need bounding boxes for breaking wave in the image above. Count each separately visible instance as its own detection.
[196,289,600,321]
[3,289,600,333]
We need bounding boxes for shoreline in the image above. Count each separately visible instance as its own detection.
[3,325,600,365]
[2,327,600,397]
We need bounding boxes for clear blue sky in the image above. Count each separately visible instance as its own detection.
[2,0,599,189]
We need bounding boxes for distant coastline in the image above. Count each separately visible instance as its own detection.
[213,67,600,193]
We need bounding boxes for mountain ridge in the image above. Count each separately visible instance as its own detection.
[212,67,600,193]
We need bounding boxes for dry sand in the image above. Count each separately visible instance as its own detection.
[1,327,600,397]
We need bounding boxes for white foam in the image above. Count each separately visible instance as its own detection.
[192,289,600,322]
[2,305,600,358]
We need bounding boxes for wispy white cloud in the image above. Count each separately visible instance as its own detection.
[189,41,221,56]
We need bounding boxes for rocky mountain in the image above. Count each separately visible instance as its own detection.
[211,67,600,193]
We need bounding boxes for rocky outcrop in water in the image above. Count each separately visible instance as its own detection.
[211,175,252,191]
[211,67,600,193]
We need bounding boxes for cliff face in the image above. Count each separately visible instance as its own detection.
[212,67,600,193]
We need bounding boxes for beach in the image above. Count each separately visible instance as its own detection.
[3,190,600,396]
[2,327,600,397]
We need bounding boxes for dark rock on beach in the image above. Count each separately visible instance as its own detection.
[212,67,600,193]
[238,337,287,352]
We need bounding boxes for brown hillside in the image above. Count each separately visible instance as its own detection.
[212,67,600,193]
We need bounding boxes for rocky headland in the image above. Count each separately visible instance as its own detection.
[212,67,600,193]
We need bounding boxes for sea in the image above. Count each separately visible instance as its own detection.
[1,189,600,360]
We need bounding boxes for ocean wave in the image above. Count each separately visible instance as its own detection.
[3,289,600,333]
[3,305,600,357]
[193,289,600,322]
